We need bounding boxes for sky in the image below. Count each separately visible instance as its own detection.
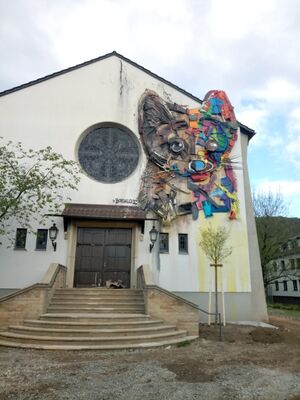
[0,0,300,217]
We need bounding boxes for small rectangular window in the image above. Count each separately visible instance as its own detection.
[36,229,48,250]
[297,259,300,270]
[283,280,288,291]
[159,233,169,253]
[15,228,27,249]
[281,260,285,270]
[293,280,298,291]
[275,281,279,291]
[178,234,188,254]
[273,261,277,272]
[290,259,295,270]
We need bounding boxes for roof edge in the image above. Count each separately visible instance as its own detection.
[0,51,256,139]
[238,121,256,140]
[0,50,202,103]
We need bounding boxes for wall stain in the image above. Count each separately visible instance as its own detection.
[119,60,124,96]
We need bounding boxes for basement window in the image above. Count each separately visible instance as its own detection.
[15,228,27,250]
[159,233,169,253]
[35,229,48,250]
[178,234,188,254]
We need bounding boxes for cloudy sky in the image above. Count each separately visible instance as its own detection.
[1,0,300,217]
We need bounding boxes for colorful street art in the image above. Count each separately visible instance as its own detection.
[138,90,239,222]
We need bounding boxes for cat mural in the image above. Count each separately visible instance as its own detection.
[138,89,239,223]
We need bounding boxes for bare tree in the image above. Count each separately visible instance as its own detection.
[252,189,299,290]
[252,189,288,218]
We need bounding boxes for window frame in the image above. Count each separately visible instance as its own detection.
[14,228,27,250]
[290,259,295,270]
[35,229,48,251]
[159,232,169,254]
[178,233,188,254]
[292,280,298,291]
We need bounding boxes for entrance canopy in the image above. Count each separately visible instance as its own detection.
[62,203,147,232]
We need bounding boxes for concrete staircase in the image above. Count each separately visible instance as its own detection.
[0,288,198,350]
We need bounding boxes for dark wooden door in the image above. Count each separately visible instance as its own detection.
[74,228,132,287]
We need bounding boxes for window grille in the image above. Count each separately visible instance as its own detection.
[178,234,188,254]
[159,233,169,253]
[36,229,48,250]
[15,229,27,249]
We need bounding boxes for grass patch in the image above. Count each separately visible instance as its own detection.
[268,306,300,319]
[176,340,192,348]
[268,303,300,311]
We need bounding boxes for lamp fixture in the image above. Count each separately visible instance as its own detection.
[149,224,158,253]
[49,223,59,251]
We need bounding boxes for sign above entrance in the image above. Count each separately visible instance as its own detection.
[113,198,138,205]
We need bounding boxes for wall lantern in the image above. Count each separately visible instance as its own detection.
[149,225,158,253]
[49,223,59,251]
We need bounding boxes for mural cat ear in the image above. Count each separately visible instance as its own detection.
[138,90,174,137]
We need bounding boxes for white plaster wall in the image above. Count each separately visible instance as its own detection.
[0,217,66,288]
[157,128,253,294]
[0,55,200,288]
[0,52,263,320]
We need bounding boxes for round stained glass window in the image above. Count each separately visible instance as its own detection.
[78,126,139,183]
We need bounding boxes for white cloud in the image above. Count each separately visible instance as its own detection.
[1,0,300,213]
[256,180,300,196]
[249,78,300,105]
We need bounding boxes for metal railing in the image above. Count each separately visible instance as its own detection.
[195,305,222,341]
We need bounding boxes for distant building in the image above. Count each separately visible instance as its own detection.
[267,234,300,304]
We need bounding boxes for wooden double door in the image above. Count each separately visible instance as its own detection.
[74,228,132,288]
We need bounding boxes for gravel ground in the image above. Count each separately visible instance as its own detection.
[0,317,299,400]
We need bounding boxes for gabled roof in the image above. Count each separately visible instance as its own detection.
[0,50,255,139]
[0,50,202,103]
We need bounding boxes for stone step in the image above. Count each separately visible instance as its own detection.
[51,296,144,302]
[55,289,143,295]
[24,319,164,330]
[49,301,145,308]
[46,307,145,314]
[0,335,198,351]
[39,313,151,323]
[8,324,176,337]
[0,330,188,346]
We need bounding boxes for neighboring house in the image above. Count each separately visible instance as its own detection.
[0,51,267,321]
[267,235,300,304]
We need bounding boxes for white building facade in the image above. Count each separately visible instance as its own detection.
[267,235,300,304]
[0,52,267,321]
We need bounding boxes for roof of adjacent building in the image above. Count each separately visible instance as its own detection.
[0,50,256,139]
